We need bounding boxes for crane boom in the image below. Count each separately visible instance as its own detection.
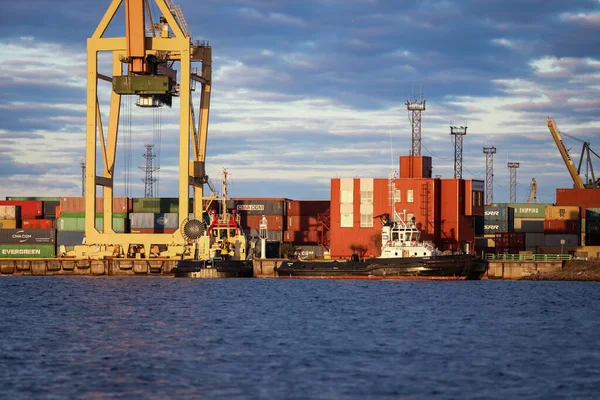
[546,118,585,189]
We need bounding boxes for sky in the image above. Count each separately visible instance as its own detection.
[1,0,599,203]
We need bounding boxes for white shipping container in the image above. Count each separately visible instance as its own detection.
[544,234,579,246]
[0,206,19,220]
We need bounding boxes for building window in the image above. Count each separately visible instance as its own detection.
[360,213,373,227]
[341,213,353,228]
[360,190,373,204]
[395,189,401,203]
[407,190,414,203]
[341,190,353,204]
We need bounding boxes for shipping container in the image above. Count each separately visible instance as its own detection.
[544,219,580,235]
[58,217,128,233]
[474,215,484,235]
[243,229,283,242]
[6,197,60,201]
[0,200,42,219]
[132,198,187,213]
[60,197,130,214]
[0,229,56,244]
[42,201,60,217]
[57,231,85,246]
[0,244,56,258]
[511,203,547,219]
[294,245,324,259]
[484,206,514,221]
[556,188,600,206]
[484,220,513,235]
[0,206,20,220]
[544,234,579,247]
[585,208,600,221]
[494,232,525,249]
[21,220,54,229]
[524,233,545,248]
[60,213,128,219]
[227,199,286,216]
[240,214,284,231]
[283,230,321,244]
[545,206,580,221]
[0,220,18,229]
[129,213,179,229]
[287,215,322,231]
[514,218,544,233]
[130,228,178,234]
[586,220,600,235]
[587,234,600,246]
[286,200,330,217]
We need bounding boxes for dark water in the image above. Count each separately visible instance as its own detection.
[1,278,599,399]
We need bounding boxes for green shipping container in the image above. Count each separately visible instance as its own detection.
[510,203,548,219]
[58,217,128,232]
[132,198,192,213]
[0,244,55,258]
[60,213,128,219]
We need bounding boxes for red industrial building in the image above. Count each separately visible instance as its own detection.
[329,156,484,258]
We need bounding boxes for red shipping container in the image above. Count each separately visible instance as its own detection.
[130,228,177,234]
[60,197,130,213]
[22,219,54,229]
[544,220,580,235]
[287,200,330,217]
[284,230,321,244]
[56,206,61,219]
[0,200,42,218]
[556,188,600,206]
[494,232,525,249]
[240,215,283,231]
[288,215,322,231]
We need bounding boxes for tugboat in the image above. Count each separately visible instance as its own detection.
[173,170,253,278]
[275,212,488,280]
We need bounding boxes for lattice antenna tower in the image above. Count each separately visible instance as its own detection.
[507,162,520,203]
[406,99,426,156]
[139,144,159,198]
[80,161,86,197]
[483,146,496,205]
[450,125,468,179]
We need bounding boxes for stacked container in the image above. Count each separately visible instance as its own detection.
[585,208,600,246]
[483,205,514,235]
[494,232,526,253]
[228,198,287,242]
[544,206,580,247]
[0,229,56,258]
[129,213,179,234]
[0,200,42,221]
[507,203,547,251]
[0,205,21,229]
[284,200,330,244]
[58,213,129,233]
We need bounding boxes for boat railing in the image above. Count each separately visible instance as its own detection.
[485,253,572,261]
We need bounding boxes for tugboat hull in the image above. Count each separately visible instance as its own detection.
[173,259,253,278]
[275,255,487,280]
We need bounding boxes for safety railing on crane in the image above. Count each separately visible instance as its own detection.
[166,0,190,38]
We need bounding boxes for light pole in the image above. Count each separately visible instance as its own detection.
[560,239,565,255]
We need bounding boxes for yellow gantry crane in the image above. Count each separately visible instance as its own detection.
[77,0,213,259]
[527,178,539,203]
[547,118,600,189]
[546,118,585,189]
